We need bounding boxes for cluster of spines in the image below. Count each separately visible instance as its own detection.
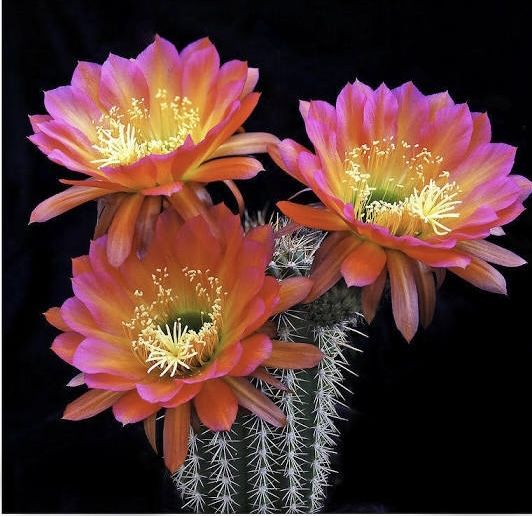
[172,428,206,512]
[242,392,280,513]
[205,430,240,513]
[309,323,362,512]
[172,217,363,513]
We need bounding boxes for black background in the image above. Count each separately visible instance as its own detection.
[3,0,532,512]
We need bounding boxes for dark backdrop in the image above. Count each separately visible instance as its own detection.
[3,0,532,512]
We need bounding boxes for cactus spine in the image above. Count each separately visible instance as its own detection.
[173,217,365,512]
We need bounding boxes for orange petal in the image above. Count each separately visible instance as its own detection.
[112,390,159,424]
[72,255,92,275]
[193,378,238,431]
[412,261,436,328]
[224,377,286,427]
[51,332,84,365]
[133,196,162,259]
[184,156,263,182]
[136,380,181,403]
[361,268,387,323]
[210,132,279,159]
[84,373,137,391]
[169,184,213,222]
[449,257,507,294]
[44,307,70,331]
[63,389,123,420]
[144,413,158,453]
[223,180,245,215]
[30,186,108,223]
[94,193,126,238]
[229,334,272,376]
[277,201,349,231]
[341,240,387,287]
[250,367,288,391]
[163,383,203,408]
[163,403,191,473]
[106,193,144,267]
[458,240,526,267]
[306,233,360,302]
[386,250,419,342]
[263,341,323,369]
[275,277,313,314]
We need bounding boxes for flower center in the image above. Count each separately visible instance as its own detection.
[123,267,225,378]
[343,137,462,237]
[92,89,200,168]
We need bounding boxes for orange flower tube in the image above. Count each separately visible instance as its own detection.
[46,204,321,472]
[29,36,278,265]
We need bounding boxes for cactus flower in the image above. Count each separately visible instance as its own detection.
[271,81,531,341]
[29,35,277,266]
[46,204,321,472]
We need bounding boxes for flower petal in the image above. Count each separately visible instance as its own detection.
[277,201,349,231]
[275,277,313,314]
[73,337,146,379]
[106,193,144,267]
[44,307,70,331]
[361,268,387,323]
[30,186,107,223]
[306,233,361,302]
[51,332,84,365]
[163,383,203,408]
[458,240,526,267]
[136,380,181,403]
[229,334,272,376]
[144,414,158,452]
[412,261,436,328]
[224,377,286,427]
[63,389,123,421]
[211,132,279,159]
[193,378,238,431]
[185,156,264,182]
[263,341,323,369]
[250,367,288,391]
[449,257,507,294]
[386,250,419,342]
[341,240,387,287]
[84,373,137,391]
[163,403,190,473]
[113,390,159,424]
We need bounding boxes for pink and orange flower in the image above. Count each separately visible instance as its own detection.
[271,80,531,341]
[45,204,321,472]
[29,35,277,266]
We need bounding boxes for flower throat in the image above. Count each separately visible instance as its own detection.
[92,89,200,168]
[343,137,462,237]
[123,267,225,378]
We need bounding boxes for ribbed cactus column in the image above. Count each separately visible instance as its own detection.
[172,219,366,513]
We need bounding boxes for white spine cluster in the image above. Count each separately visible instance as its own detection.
[172,428,206,513]
[309,322,364,512]
[270,214,325,279]
[277,368,310,513]
[172,216,365,513]
[206,431,240,513]
[243,394,280,513]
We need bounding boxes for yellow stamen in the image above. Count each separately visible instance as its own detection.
[92,90,200,168]
[343,137,462,237]
[122,266,225,378]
